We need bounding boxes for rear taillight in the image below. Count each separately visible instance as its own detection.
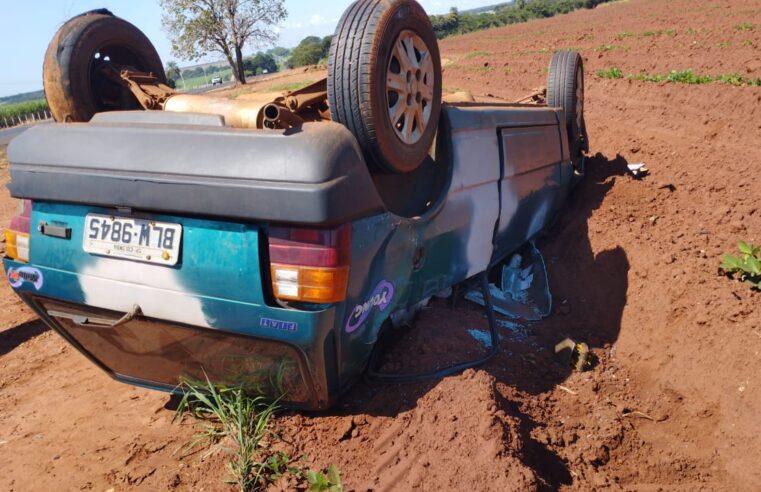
[5,199,31,262]
[268,224,351,303]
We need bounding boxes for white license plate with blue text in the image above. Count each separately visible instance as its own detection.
[83,214,182,266]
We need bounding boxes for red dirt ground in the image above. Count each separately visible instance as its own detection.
[1,0,760,490]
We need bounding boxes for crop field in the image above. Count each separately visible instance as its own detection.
[0,99,50,126]
[0,0,760,490]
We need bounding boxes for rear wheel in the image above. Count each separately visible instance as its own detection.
[43,9,166,122]
[328,0,442,174]
[547,51,588,159]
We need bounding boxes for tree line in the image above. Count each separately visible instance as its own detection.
[431,0,615,38]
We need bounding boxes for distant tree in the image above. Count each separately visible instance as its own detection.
[244,52,278,75]
[269,46,290,58]
[288,37,322,67]
[321,35,333,58]
[430,6,460,37]
[160,0,287,84]
[287,36,331,68]
[183,66,204,78]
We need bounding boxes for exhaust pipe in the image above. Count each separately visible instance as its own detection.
[263,103,305,129]
[163,94,268,128]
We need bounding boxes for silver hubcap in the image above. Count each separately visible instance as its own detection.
[386,30,434,145]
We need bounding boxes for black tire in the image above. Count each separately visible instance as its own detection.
[547,51,588,158]
[43,9,166,122]
[328,0,442,174]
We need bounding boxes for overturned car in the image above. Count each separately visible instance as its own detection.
[3,0,588,409]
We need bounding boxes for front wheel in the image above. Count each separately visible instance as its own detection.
[547,51,588,160]
[328,0,443,174]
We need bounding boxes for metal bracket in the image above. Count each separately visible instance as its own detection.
[47,304,142,329]
[39,222,72,239]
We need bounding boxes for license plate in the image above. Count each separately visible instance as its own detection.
[83,214,182,266]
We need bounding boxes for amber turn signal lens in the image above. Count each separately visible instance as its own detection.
[4,230,30,262]
[271,264,349,303]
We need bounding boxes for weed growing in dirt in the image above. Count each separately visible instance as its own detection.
[597,67,623,79]
[595,43,628,52]
[174,377,345,491]
[306,464,344,492]
[665,70,712,84]
[628,73,666,83]
[627,70,760,86]
[464,51,493,60]
[716,73,746,86]
[174,376,280,491]
[616,29,676,40]
[720,241,761,290]
[735,22,755,31]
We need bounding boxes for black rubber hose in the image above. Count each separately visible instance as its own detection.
[366,271,500,384]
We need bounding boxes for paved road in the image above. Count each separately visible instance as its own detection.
[0,124,34,146]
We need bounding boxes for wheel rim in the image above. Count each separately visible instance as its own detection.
[88,44,153,112]
[386,30,435,145]
[575,68,584,131]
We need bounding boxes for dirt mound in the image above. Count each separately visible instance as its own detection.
[280,370,535,491]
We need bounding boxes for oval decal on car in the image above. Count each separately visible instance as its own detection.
[345,280,395,333]
[7,266,44,290]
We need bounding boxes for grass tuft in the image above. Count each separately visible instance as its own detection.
[174,376,346,491]
[716,73,745,86]
[616,29,676,40]
[267,80,315,93]
[597,67,624,79]
[627,70,760,86]
[665,69,712,84]
[595,43,627,52]
[735,22,755,31]
[174,376,280,491]
[464,50,493,60]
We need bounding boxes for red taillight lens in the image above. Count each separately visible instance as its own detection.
[5,200,31,262]
[268,224,351,303]
[268,225,351,267]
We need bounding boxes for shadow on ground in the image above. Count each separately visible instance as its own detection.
[0,319,49,357]
[334,152,632,488]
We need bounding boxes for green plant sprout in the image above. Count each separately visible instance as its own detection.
[720,241,761,290]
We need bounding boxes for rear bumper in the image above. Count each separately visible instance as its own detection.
[4,258,340,410]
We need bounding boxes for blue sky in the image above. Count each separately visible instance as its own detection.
[0,0,490,97]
